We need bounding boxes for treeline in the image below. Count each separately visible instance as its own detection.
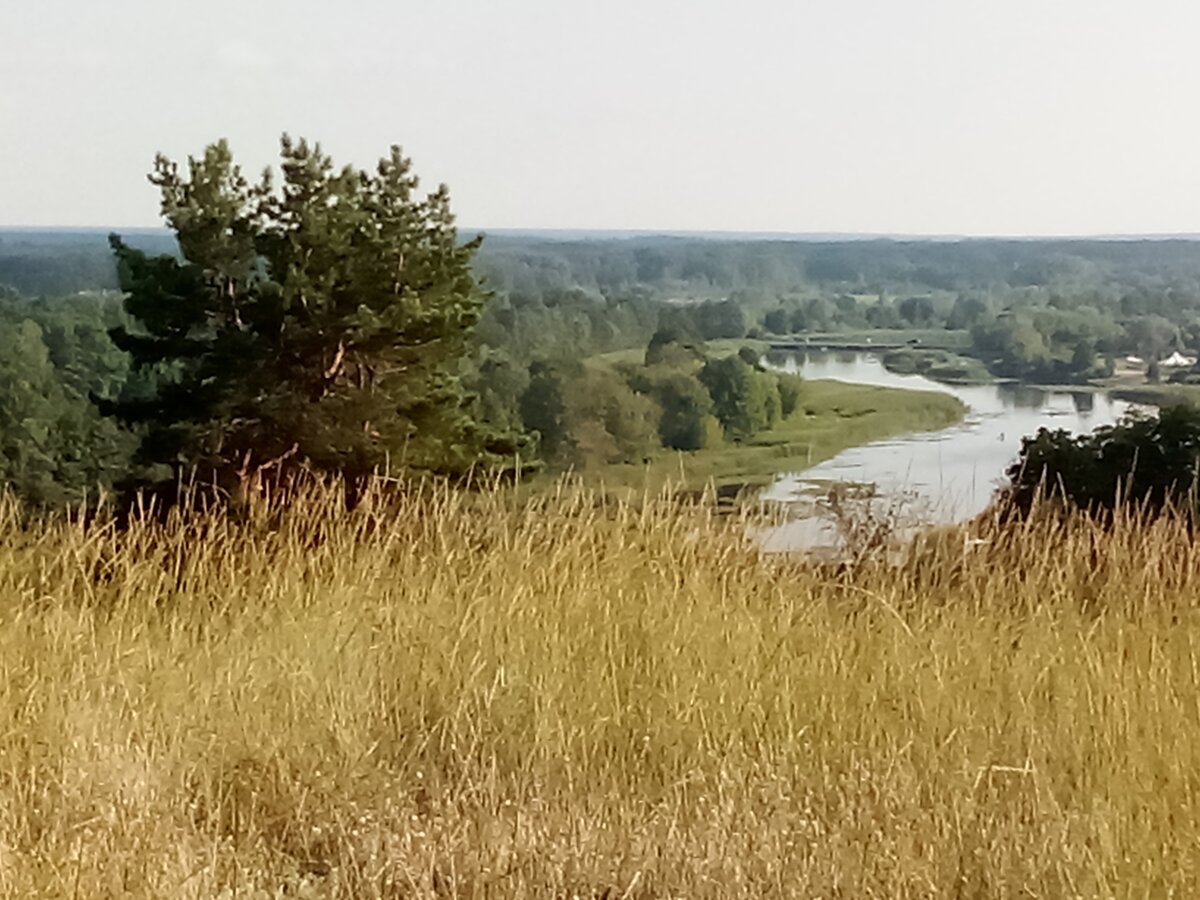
[472,288,749,362]
[474,235,1200,298]
[0,231,176,296]
[15,230,1200,306]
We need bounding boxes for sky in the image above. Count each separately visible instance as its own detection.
[4,0,1200,236]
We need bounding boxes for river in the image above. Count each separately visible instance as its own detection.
[758,351,1139,549]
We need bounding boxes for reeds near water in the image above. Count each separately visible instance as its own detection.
[1,482,1198,897]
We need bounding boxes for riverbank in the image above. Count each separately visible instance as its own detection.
[588,378,966,491]
[561,342,965,492]
[1109,383,1200,407]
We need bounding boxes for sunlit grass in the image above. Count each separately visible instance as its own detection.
[1,483,1198,896]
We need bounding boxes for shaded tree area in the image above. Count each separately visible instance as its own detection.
[1002,405,1200,518]
[472,291,747,368]
[0,293,135,505]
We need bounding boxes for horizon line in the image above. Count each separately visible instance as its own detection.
[4,224,1200,243]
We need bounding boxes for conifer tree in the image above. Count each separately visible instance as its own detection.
[105,136,514,495]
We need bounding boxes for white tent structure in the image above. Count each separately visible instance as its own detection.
[1161,351,1197,368]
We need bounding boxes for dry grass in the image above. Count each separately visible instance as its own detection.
[1,482,1199,897]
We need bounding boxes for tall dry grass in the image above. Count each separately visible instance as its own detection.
[1,482,1199,897]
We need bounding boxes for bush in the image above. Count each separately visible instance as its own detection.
[737,346,761,368]
[1001,405,1200,517]
[630,369,716,451]
[776,373,804,417]
[698,356,780,440]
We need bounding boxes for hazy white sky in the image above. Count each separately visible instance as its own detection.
[4,0,1200,235]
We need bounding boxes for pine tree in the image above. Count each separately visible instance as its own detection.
[104,136,514,496]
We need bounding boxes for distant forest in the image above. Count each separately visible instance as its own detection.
[9,228,1200,299]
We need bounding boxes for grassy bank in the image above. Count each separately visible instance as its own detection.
[3,485,1200,896]
[598,379,965,490]
[1111,383,1200,407]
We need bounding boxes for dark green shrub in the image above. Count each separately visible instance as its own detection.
[1001,405,1200,517]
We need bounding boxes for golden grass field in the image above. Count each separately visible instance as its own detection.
[1,482,1199,897]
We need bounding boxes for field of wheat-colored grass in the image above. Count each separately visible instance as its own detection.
[1,483,1199,897]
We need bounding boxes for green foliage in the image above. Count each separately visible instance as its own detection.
[689,299,747,340]
[1004,405,1200,517]
[737,346,761,368]
[472,350,529,433]
[626,368,718,452]
[0,295,134,506]
[775,372,804,417]
[565,368,659,467]
[106,136,504,492]
[474,287,661,363]
[644,324,705,367]
[971,308,1120,383]
[897,296,937,327]
[763,306,790,335]
[519,361,572,463]
[0,320,72,502]
[698,356,780,440]
[946,294,994,330]
[1126,315,1180,360]
[519,361,658,468]
[791,298,836,332]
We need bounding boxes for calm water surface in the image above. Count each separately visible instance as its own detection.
[759,351,1138,549]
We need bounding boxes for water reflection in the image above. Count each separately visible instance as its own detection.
[1072,391,1095,415]
[998,383,1047,409]
[759,351,1138,546]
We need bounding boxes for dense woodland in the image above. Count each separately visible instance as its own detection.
[8,217,1200,506]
